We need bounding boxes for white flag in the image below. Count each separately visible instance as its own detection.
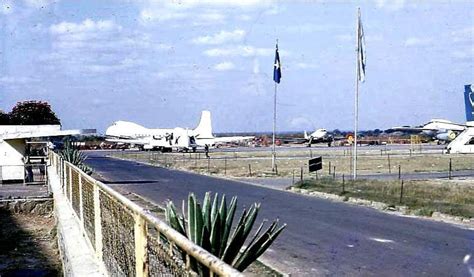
[357,8,366,82]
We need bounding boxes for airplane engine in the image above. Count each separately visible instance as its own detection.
[436,130,456,142]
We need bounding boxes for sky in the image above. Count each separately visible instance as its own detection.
[0,0,473,133]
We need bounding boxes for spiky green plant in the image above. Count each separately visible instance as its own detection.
[58,141,93,175]
[165,192,286,273]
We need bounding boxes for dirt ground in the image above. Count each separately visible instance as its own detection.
[0,209,61,276]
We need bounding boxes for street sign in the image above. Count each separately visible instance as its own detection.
[309,156,322,172]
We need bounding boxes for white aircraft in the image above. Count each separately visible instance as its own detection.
[386,119,466,143]
[105,111,254,152]
[304,129,333,146]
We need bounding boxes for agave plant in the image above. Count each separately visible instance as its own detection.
[165,192,286,273]
[58,141,93,175]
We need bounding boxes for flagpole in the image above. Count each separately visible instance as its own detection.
[353,8,360,180]
[272,81,277,171]
[272,39,279,172]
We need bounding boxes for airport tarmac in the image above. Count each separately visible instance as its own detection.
[85,151,474,276]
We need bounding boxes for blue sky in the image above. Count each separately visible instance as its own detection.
[0,0,472,133]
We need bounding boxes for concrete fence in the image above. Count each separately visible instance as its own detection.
[49,152,242,277]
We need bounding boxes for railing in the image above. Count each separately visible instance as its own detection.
[49,152,242,277]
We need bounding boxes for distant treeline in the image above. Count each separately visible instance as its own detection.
[217,129,385,138]
[0,101,61,125]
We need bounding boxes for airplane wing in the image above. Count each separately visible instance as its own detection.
[106,137,150,145]
[1,129,96,140]
[212,136,254,144]
[385,127,431,133]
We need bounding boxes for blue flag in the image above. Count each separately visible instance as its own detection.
[465,84,474,122]
[273,44,281,83]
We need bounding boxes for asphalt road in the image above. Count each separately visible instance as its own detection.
[85,151,474,276]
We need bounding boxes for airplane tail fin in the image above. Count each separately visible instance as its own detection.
[465,84,474,122]
[304,130,308,140]
[194,110,214,138]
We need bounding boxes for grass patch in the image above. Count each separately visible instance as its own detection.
[292,177,474,218]
[109,150,474,178]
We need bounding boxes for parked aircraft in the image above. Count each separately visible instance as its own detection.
[387,85,474,143]
[105,111,254,152]
[386,119,466,143]
[304,129,333,146]
[278,129,333,146]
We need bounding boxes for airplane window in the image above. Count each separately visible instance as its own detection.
[466,137,474,145]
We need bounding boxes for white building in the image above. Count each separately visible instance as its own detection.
[0,125,94,183]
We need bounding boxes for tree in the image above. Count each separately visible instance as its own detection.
[0,110,9,124]
[9,101,60,125]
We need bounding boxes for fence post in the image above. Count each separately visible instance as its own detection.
[387,154,391,174]
[292,170,295,185]
[329,162,332,175]
[342,174,345,193]
[61,159,66,192]
[399,180,404,204]
[300,167,303,182]
[248,164,252,177]
[68,165,73,201]
[224,158,227,175]
[93,184,103,260]
[79,174,84,223]
[275,164,278,175]
[448,158,452,180]
[398,165,401,180]
[134,214,149,277]
[333,166,336,179]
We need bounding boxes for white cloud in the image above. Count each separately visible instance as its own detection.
[46,19,166,75]
[139,0,275,25]
[192,29,246,45]
[204,45,273,57]
[143,0,274,9]
[214,62,235,71]
[374,0,406,11]
[24,0,58,8]
[404,37,433,47]
[50,19,121,35]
